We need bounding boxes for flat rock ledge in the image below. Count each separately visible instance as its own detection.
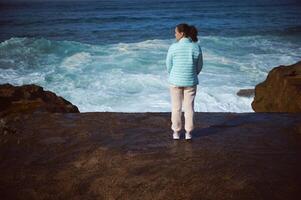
[1,112,301,200]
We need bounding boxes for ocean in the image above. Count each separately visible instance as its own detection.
[0,0,301,112]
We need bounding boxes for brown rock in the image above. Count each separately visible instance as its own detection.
[0,112,300,199]
[0,83,79,117]
[252,61,301,112]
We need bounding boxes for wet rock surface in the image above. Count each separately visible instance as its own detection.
[236,89,254,97]
[252,61,301,112]
[0,112,300,200]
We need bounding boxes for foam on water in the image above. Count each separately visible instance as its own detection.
[0,36,300,112]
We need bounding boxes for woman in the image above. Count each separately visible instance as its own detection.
[166,23,203,140]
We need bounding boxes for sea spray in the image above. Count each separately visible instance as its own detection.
[0,36,300,112]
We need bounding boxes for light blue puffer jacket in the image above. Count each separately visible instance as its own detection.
[166,37,203,87]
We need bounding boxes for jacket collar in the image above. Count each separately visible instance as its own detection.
[178,37,192,43]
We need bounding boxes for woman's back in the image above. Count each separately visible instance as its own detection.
[166,37,203,87]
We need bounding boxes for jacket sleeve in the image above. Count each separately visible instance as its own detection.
[196,46,203,75]
[166,45,173,74]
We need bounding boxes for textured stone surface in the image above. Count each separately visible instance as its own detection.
[252,61,301,112]
[0,83,79,117]
[0,112,300,200]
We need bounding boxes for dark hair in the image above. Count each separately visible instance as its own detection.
[176,23,198,42]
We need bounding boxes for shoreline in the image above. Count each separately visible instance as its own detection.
[0,57,300,200]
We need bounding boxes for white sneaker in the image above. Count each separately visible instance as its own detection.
[173,131,180,140]
[185,132,192,140]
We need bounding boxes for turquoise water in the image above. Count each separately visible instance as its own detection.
[0,0,301,112]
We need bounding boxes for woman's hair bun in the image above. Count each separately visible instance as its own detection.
[176,23,198,42]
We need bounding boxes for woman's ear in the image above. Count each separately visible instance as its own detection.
[178,32,184,39]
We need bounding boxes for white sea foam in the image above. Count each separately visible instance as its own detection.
[0,36,300,112]
[61,52,92,68]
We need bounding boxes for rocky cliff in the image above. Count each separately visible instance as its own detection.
[252,61,301,112]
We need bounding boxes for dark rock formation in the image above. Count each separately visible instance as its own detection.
[252,61,301,112]
[0,112,300,199]
[0,83,79,117]
[237,89,254,97]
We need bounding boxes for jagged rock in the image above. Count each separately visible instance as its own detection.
[252,61,301,112]
[0,83,79,117]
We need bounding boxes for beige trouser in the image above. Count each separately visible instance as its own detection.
[169,84,197,133]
